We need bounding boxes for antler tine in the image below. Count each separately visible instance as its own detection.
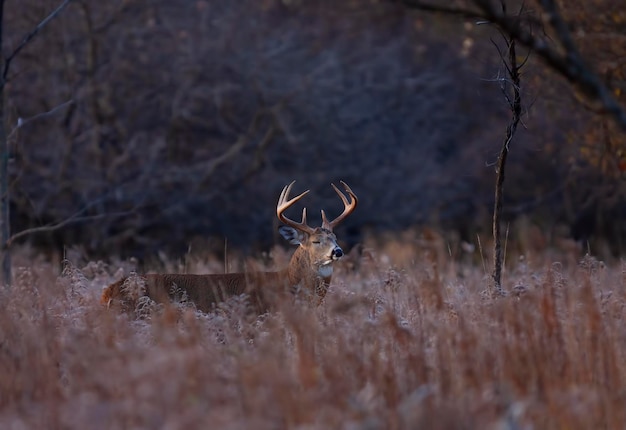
[301,207,308,226]
[324,181,358,230]
[277,181,293,207]
[277,181,315,234]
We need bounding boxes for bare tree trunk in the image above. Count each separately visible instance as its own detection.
[0,0,74,286]
[0,99,9,287]
[492,1,522,296]
[0,0,10,286]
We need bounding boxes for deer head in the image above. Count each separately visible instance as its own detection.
[276,181,357,301]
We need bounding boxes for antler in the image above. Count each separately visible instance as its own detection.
[321,181,358,231]
[277,181,316,235]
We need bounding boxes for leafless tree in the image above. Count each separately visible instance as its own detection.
[488,2,525,295]
[397,0,626,285]
[0,0,74,285]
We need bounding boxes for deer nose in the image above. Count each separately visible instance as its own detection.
[332,247,343,259]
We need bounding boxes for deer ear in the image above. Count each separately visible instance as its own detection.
[279,226,305,245]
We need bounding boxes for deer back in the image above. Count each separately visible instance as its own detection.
[102,271,293,314]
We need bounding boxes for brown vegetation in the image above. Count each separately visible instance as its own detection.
[1,239,625,428]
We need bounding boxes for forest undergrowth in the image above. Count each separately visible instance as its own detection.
[0,240,625,429]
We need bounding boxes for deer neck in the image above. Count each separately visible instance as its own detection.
[284,246,332,299]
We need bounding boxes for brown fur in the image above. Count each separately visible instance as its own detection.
[101,245,333,313]
[103,272,276,313]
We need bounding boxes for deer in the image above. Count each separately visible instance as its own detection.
[101,180,358,314]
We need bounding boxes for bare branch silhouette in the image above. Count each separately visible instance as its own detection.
[1,0,74,87]
[491,1,523,297]
[397,0,626,129]
[0,0,76,285]
[7,211,132,247]
[7,99,74,140]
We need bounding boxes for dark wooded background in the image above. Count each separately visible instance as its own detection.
[5,0,626,257]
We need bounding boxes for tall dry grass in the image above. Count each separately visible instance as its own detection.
[0,241,624,429]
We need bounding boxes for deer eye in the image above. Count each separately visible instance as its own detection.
[312,240,321,244]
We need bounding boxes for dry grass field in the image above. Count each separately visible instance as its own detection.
[0,238,625,430]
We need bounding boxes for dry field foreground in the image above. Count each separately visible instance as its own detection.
[0,243,625,430]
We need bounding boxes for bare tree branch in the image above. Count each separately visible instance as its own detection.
[6,211,132,247]
[7,99,74,140]
[397,0,626,130]
[399,0,481,19]
[1,0,74,87]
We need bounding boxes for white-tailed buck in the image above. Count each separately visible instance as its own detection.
[101,181,358,313]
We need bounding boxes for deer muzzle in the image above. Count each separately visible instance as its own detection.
[331,247,344,260]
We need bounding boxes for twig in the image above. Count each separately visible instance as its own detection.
[6,211,133,247]
[476,234,487,275]
[7,100,74,140]
[1,0,75,87]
